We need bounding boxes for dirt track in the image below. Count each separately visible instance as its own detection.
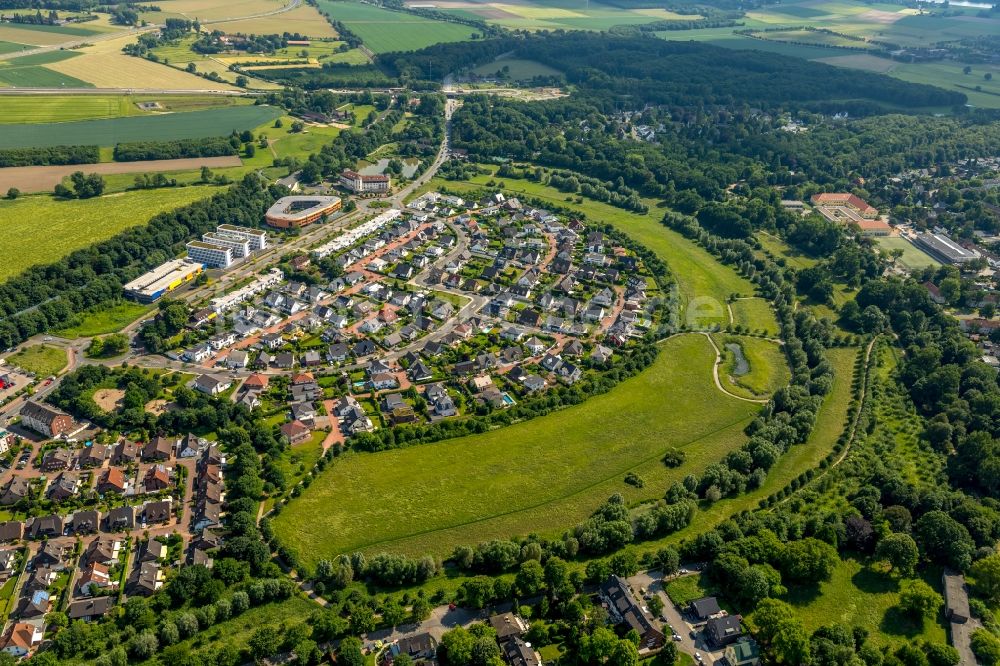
[0,155,243,192]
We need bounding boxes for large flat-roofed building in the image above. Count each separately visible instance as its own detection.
[810,193,879,219]
[265,196,342,229]
[914,232,981,265]
[124,259,203,303]
[340,169,390,194]
[217,224,267,251]
[186,240,233,269]
[202,232,251,258]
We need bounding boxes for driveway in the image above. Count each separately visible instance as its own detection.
[627,569,725,665]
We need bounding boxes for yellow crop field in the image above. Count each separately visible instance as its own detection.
[209,5,339,37]
[153,0,284,21]
[46,38,237,90]
[0,25,75,46]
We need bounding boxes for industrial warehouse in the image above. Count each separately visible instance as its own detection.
[123,259,203,303]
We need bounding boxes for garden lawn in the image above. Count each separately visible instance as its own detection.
[6,344,68,376]
[54,302,154,338]
[0,105,281,149]
[273,334,759,564]
[314,0,478,52]
[714,334,790,400]
[0,186,216,283]
[415,168,754,326]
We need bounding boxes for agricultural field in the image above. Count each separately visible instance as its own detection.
[0,40,28,54]
[5,344,68,377]
[146,0,286,22]
[207,2,341,37]
[0,156,242,193]
[714,334,790,401]
[414,166,754,326]
[875,236,941,270]
[44,36,238,90]
[151,36,355,86]
[314,0,480,53]
[0,50,90,87]
[655,0,1000,109]
[0,186,216,282]
[0,105,281,149]
[0,94,252,124]
[416,0,703,31]
[0,21,108,46]
[273,334,760,565]
[54,301,154,338]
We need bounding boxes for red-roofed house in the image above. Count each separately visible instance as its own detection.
[280,420,311,445]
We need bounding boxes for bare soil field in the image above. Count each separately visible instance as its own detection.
[0,155,242,192]
[93,388,125,412]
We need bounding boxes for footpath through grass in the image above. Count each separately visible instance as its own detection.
[273,334,759,564]
[6,344,68,376]
[0,186,217,283]
[713,334,790,400]
[630,346,858,557]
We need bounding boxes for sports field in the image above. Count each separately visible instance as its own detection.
[314,0,479,53]
[0,94,251,124]
[0,105,281,149]
[273,334,759,563]
[414,167,754,327]
[875,236,941,270]
[0,186,216,283]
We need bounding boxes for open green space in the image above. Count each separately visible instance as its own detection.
[0,105,281,149]
[875,236,941,270]
[54,301,154,338]
[714,334,790,400]
[415,167,754,326]
[5,344,68,376]
[730,297,778,336]
[631,346,858,557]
[782,556,947,648]
[314,0,479,52]
[468,57,562,81]
[0,186,216,283]
[273,334,759,565]
[757,231,819,270]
